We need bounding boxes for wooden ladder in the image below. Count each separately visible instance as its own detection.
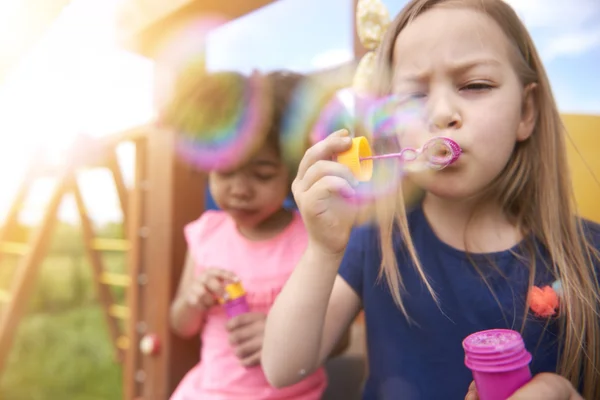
[0,136,133,375]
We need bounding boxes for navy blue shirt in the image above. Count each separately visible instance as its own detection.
[338,205,600,400]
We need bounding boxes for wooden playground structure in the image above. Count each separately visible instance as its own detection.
[0,1,598,399]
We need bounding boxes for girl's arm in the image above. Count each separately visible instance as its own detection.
[262,245,362,388]
[169,252,209,338]
[329,326,352,358]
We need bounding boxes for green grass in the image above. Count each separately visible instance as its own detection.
[0,306,122,400]
[0,254,126,314]
[0,250,127,399]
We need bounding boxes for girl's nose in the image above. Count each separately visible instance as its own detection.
[430,113,462,131]
[427,92,462,132]
[229,175,252,198]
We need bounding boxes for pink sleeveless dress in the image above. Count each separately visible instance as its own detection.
[170,210,327,400]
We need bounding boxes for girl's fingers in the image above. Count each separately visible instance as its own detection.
[233,336,262,360]
[239,349,261,368]
[199,293,216,310]
[206,268,239,283]
[295,130,351,182]
[507,373,579,400]
[301,175,356,205]
[203,276,226,296]
[228,322,259,346]
[295,160,358,195]
[199,268,238,297]
[186,281,206,307]
[465,381,479,400]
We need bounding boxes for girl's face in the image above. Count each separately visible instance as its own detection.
[391,7,536,200]
[209,143,290,229]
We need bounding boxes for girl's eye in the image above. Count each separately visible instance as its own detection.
[216,171,235,178]
[408,92,427,99]
[461,82,493,91]
[391,91,427,101]
[255,173,276,181]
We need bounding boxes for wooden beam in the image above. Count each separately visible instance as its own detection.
[117,0,278,59]
[73,180,124,362]
[129,128,206,399]
[0,166,70,375]
[107,150,130,231]
[124,137,147,400]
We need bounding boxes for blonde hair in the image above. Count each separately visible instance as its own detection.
[367,0,600,397]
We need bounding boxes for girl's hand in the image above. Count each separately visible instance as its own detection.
[292,129,358,256]
[465,373,583,400]
[226,312,266,367]
[185,268,238,312]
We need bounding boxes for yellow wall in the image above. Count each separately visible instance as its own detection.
[562,114,600,223]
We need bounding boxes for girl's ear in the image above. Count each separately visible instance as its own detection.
[516,83,538,142]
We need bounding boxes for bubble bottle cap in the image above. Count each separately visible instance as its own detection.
[221,281,246,303]
[336,136,373,182]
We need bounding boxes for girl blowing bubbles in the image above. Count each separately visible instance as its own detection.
[262,1,600,399]
[168,71,328,399]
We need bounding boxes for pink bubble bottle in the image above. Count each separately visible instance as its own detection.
[462,329,532,400]
[221,281,250,318]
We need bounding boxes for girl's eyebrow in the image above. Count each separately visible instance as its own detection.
[252,159,280,167]
[448,57,502,73]
[396,57,502,82]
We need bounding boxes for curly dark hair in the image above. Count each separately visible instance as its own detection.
[160,65,341,179]
[261,70,304,154]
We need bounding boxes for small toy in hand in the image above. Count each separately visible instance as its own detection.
[463,329,533,400]
[220,281,250,318]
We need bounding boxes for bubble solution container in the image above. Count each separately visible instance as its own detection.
[462,329,532,400]
[221,281,250,318]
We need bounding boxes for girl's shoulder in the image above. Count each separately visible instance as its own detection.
[580,218,600,248]
[579,218,600,276]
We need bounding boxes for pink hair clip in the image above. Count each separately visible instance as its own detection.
[527,280,562,318]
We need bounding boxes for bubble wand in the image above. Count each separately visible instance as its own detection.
[337,136,462,181]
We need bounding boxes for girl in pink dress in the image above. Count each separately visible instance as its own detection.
[168,70,328,400]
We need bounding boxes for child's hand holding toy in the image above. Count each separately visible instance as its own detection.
[185,268,238,311]
[227,312,267,368]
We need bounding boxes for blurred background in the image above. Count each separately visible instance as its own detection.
[0,0,597,399]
